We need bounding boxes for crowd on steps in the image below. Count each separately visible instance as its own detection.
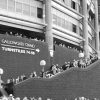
[0,95,99,100]
[5,53,98,85]
[40,53,98,78]
[0,54,98,100]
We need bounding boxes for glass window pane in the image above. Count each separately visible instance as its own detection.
[23,4,30,16]
[37,7,43,18]
[57,17,61,26]
[53,14,57,25]
[16,2,22,13]
[72,24,77,33]
[61,19,65,28]
[0,0,7,10]
[8,0,15,12]
[30,6,36,17]
[65,20,68,29]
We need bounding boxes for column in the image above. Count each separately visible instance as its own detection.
[95,0,99,58]
[45,0,53,51]
[83,0,89,58]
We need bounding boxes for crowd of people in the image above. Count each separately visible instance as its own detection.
[2,30,98,80]
[54,40,82,53]
[0,30,99,100]
[2,31,82,53]
[0,54,98,100]
[0,94,53,100]
[0,95,99,100]
[41,54,98,78]
[6,71,38,85]
[3,31,45,42]
[5,53,98,86]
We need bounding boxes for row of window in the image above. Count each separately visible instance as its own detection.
[53,14,77,33]
[0,0,43,18]
[58,0,83,14]
[88,37,92,45]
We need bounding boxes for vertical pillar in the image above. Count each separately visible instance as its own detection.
[45,0,53,51]
[95,0,99,58]
[83,0,89,58]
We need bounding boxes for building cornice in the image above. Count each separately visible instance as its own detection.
[52,0,84,18]
[52,25,84,41]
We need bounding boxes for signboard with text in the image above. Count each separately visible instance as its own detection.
[0,34,50,81]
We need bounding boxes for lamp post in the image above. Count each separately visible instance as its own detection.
[40,60,46,77]
[50,50,54,66]
[79,52,84,59]
[79,52,84,66]
[0,68,3,88]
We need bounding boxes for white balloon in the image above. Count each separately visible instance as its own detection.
[40,60,46,66]
[79,52,84,58]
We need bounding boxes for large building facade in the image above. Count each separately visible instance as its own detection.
[0,0,99,58]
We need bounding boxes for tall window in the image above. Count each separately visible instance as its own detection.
[79,0,83,14]
[79,28,83,37]
[61,18,65,28]
[37,8,43,18]
[16,2,22,13]
[88,37,92,45]
[0,0,7,9]
[23,4,30,16]
[30,6,36,17]
[65,20,68,29]
[72,24,77,33]
[8,0,15,12]
[53,14,57,25]
[57,17,62,26]
[71,0,77,10]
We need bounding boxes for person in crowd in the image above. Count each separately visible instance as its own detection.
[15,76,20,84]
[23,35,27,38]
[20,75,23,81]
[31,71,37,78]
[12,79,15,84]
[78,59,85,68]
[45,70,54,78]
[37,97,42,100]
[7,79,11,84]
[5,32,9,36]
[15,97,20,100]
[69,61,74,68]
[9,32,13,36]
[21,74,27,81]
[34,38,38,41]
[86,58,91,66]
[47,98,52,100]
[55,64,61,73]
[51,64,57,75]
[8,94,15,100]
[30,73,34,78]
[15,33,19,37]
[62,62,69,71]
[23,96,29,100]
[18,34,22,38]
[73,59,78,68]
[1,96,8,100]
[42,39,44,42]
[30,97,37,100]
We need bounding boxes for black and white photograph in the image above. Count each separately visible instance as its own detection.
[0,0,99,100]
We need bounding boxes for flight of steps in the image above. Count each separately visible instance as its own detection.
[14,60,100,100]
